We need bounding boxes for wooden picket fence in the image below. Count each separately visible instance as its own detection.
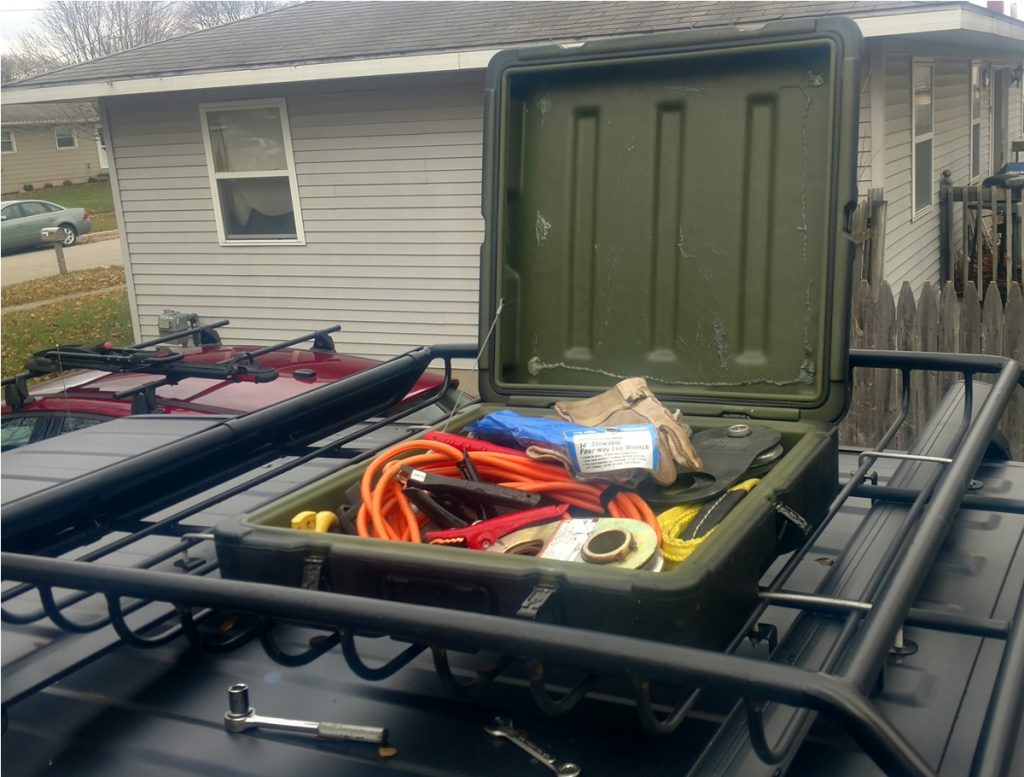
[839,279,1024,459]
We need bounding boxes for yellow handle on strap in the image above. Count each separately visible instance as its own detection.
[290,510,340,533]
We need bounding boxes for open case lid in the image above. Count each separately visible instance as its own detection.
[478,18,862,423]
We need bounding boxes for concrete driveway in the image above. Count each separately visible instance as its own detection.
[1,236,123,287]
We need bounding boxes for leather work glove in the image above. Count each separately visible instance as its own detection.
[554,378,703,486]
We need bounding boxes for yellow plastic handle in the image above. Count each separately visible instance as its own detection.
[290,510,339,532]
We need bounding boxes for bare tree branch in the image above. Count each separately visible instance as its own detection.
[1,51,60,83]
[5,0,292,80]
[179,1,295,32]
[11,2,183,68]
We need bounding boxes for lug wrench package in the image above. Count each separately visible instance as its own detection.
[216,19,860,650]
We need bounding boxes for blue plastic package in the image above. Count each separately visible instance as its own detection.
[465,410,659,475]
[466,410,590,449]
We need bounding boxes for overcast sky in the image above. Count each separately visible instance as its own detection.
[0,1,46,53]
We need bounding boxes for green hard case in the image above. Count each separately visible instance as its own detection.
[215,17,862,649]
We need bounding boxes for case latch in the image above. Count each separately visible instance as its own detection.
[517,585,557,619]
[301,554,327,590]
[774,502,810,534]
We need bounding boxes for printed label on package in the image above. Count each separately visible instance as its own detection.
[567,424,658,474]
[539,519,597,561]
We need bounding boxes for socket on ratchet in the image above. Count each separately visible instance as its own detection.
[223,683,388,744]
[485,717,581,776]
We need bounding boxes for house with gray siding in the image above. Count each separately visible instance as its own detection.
[2,1,1021,366]
[1,103,108,194]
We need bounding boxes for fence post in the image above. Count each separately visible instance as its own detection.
[1003,283,1024,459]
[981,281,1004,388]
[939,170,953,285]
[961,280,982,356]
[962,195,970,292]
[895,282,917,450]
[975,184,984,291]
[866,188,885,288]
[938,282,960,399]
[918,282,939,427]
[1004,186,1013,286]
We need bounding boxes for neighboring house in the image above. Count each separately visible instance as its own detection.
[1,1,1021,362]
[1,102,108,194]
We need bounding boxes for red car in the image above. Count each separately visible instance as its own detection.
[1,340,459,451]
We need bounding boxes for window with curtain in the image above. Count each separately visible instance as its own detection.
[911,61,933,216]
[55,126,77,149]
[199,99,304,243]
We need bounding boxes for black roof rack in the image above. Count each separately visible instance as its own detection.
[1,350,1022,777]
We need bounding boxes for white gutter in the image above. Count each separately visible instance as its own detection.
[854,6,963,37]
[1,48,501,105]
[2,7,1021,105]
[855,5,1024,38]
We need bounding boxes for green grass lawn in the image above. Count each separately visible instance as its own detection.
[2,265,126,308]
[2,288,133,377]
[89,212,118,232]
[11,180,118,233]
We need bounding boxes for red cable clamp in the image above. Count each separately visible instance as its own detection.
[426,503,570,550]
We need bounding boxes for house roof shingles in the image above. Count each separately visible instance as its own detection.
[9,1,942,89]
[1,102,98,124]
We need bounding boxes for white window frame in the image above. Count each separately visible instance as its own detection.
[198,97,305,246]
[95,124,108,169]
[1,129,15,154]
[911,59,934,220]
[54,125,77,150]
[969,62,983,183]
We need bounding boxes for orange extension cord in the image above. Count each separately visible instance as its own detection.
[356,439,660,545]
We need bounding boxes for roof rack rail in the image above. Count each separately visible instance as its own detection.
[218,325,342,367]
[23,342,279,384]
[0,319,271,412]
[0,321,348,417]
[2,350,1020,777]
[132,318,229,349]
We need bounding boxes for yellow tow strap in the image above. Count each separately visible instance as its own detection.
[657,479,760,567]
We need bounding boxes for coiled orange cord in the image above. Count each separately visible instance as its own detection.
[356,439,660,544]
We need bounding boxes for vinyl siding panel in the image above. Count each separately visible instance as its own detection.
[881,54,978,291]
[105,70,485,358]
[1,123,105,193]
[857,61,872,198]
[879,51,1024,292]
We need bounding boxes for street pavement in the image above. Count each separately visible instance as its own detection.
[1,236,123,287]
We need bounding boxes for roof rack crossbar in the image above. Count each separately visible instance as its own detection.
[132,319,230,349]
[219,325,342,364]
